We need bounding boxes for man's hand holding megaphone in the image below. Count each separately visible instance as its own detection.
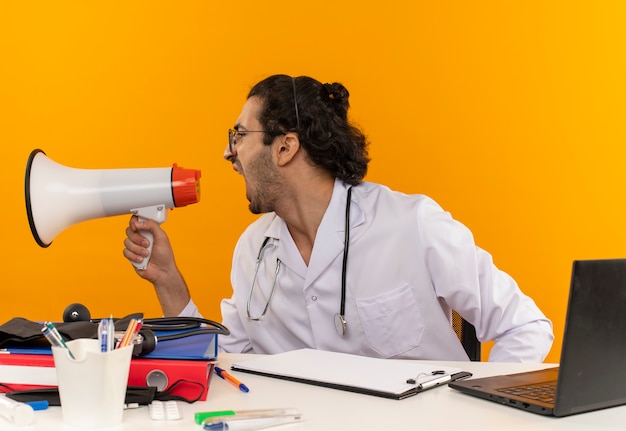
[123,216,193,316]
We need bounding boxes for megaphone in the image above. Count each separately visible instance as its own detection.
[24,149,201,269]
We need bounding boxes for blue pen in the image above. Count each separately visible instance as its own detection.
[201,412,302,431]
[203,416,301,431]
[214,367,250,393]
[107,315,115,351]
[98,318,109,352]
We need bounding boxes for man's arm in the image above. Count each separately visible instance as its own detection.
[418,197,554,362]
[123,216,191,316]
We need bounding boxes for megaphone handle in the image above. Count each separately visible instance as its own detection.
[131,205,168,271]
[133,221,154,270]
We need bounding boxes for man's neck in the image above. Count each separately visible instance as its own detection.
[275,177,335,265]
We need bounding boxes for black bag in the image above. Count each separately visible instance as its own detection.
[0,314,229,357]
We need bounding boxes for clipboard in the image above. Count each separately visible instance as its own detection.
[230,348,472,400]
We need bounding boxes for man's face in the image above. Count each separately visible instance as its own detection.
[225,96,282,214]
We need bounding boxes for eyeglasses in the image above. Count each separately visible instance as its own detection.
[247,238,281,321]
[228,129,267,154]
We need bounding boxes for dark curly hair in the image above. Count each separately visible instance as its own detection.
[247,74,370,185]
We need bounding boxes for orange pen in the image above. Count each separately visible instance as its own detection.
[214,366,250,392]
[117,318,141,349]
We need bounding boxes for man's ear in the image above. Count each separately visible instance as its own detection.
[275,132,300,166]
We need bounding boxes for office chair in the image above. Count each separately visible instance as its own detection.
[451,310,481,361]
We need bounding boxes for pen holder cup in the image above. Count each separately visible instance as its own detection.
[52,338,133,428]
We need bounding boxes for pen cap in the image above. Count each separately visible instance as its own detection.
[0,396,35,426]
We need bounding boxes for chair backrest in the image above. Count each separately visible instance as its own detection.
[451,310,481,361]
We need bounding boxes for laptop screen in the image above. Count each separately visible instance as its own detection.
[554,259,626,416]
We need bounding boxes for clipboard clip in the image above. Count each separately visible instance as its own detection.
[406,370,446,385]
[406,370,473,391]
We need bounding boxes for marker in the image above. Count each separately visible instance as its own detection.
[24,400,48,411]
[195,408,300,425]
[202,415,302,431]
[213,367,250,393]
[197,408,302,430]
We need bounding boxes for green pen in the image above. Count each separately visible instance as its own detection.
[42,322,75,359]
[194,408,300,425]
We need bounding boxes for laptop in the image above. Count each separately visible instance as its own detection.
[449,259,626,417]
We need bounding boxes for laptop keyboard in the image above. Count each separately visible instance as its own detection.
[498,381,557,404]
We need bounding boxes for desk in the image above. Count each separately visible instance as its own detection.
[1,353,624,430]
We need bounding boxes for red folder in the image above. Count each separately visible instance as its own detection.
[0,354,215,401]
[0,353,56,391]
[127,357,215,401]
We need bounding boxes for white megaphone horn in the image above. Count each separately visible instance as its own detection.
[24,149,201,269]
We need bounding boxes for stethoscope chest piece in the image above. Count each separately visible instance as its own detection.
[334,313,347,336]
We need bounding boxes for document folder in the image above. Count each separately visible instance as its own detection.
[0,353,215,401]
[140,331,218,360]
[0,316,222,361]
[4,332,218,360]
[0,353,57,390]
[127,357,215,401]
[231,348,471,400]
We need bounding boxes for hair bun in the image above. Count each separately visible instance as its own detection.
[323,83,344,101]
[322,82,350,120]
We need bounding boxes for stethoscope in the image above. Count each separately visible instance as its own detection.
[250,187,352,336]
[62,303,230,356]
[334,186,352,336]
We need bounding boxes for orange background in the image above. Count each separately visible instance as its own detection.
[2,2,625,363]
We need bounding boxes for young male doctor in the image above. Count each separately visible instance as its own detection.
[123,74,553,362]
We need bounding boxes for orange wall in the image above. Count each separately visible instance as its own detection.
[2,2,626,363]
